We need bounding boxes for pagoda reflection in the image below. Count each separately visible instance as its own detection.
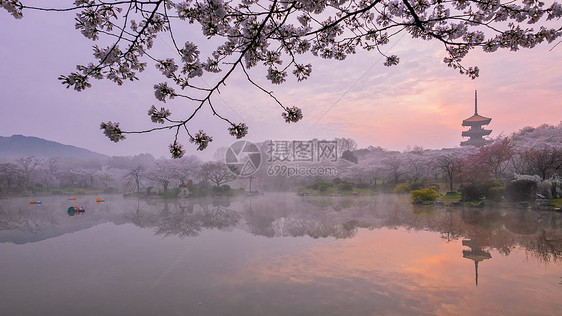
[462,239,492,286]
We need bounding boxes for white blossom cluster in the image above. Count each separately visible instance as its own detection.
[4,0,561,156]
[0,0,22,18]
[169,141,185,159]
[282,106,303,123]
[190,130,213,151]
[228,123,249,139]
[383,55,400,67]
[100,121,125,142]
[155,58,179,79]
[153,82,176,102]
[148,105,172,124]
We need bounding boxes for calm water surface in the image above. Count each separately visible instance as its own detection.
[0,193,560,315]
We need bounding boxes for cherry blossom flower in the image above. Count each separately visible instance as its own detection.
[100,121,125,142]
[282,106,303,123]
[153,82,175,102]
[190,130,213,151]
[4,0,561,157]
[169,141,185,159]
[228,123,248,139]
[148,105,171,124]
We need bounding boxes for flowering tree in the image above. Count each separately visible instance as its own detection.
[97,172,114,189]
[403,151,430,182]
[147,158,179,193]
[460,152,491,183]
[15,156,43,186]
[434,151,463,192]
[523,146,562,180]
[511,122,562,149]
[382,155,404,184]
[508,123,562,176]
[3,0,561,157]
[122,165,148,193]
[200,161,237,187]
[169,155,202,185]
[0,163,23,190]
[474,137,515,179]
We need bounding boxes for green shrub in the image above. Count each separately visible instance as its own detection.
[163,188,180,198]
[338,182,353,191]
[356,182,370,189]
[488,187,504,202]
[411,188,439,201]
[505,179,537,202]
[492,179,504,187]
[318,183,331,192]
[480,180,503,198]
[394,183,411,193]
[461,184,483,201]
[310,182,332,192]
[211,184,232,194]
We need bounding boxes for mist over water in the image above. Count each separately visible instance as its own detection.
[1,193,560,315]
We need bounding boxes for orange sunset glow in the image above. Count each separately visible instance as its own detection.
[221,227,561,315]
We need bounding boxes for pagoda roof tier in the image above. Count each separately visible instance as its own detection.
[462,114,491,126]
[462,129,492,137]
[462,249,492,262]
[461,138,492,147]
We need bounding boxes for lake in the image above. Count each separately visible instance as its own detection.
[0,193,560,315]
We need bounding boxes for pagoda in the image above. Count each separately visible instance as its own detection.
[462,239,492,286]
[460,90,492,147]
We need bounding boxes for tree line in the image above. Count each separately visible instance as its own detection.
[1,123,560,197]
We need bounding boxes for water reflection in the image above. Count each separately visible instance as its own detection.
[1,194,560,265]
[462,239,492,286]
[127,199,240,238]
[1,193,561,315]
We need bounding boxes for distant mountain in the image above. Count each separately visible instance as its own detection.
[0,135,109,160]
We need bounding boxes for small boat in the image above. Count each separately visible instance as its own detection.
[29,200,42,205]
[96,198,105,203]
[67,206,86,215]
[68,197,77,200]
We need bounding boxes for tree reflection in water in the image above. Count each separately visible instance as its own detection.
[127,198,240,238]
[0,194,560,265]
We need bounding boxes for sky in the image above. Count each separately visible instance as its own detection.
[1,3,561,160]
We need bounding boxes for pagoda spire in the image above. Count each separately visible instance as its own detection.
[475,90,478,115]
[461,90,491,147]
[475,261,479,286]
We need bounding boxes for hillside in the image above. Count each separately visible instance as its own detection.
[0,135,109,160]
